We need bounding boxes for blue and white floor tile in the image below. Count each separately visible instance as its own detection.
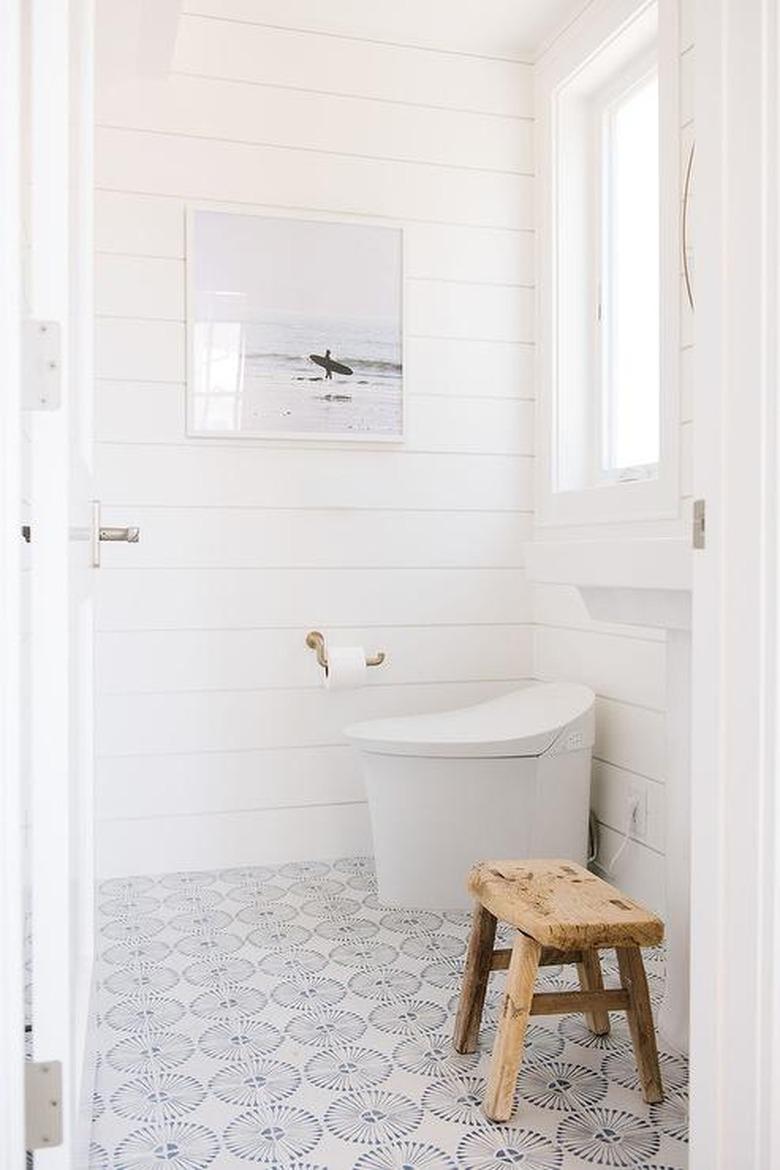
[90,857,688,1169]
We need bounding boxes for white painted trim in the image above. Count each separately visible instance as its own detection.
[28,1,96,1164]
[96,801,373,879]
[70,4,98,1165]
[690,0,780,1164]
[0,0,27,1163]
[534,0,681,530]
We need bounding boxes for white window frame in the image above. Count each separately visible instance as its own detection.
[535,0,680,531]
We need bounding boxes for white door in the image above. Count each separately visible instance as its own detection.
[24,0,97,1165]
[690,0,780,1165]
[0,0,31,1164]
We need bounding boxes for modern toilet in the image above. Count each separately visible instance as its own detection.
[345,683,595,909]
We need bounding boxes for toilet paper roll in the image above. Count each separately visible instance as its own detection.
[324,645,367,690]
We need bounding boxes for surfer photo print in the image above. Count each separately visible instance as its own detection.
[186,207,404,441]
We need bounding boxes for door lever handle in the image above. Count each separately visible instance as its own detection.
[91,501,140,566]
[99,526,140,543]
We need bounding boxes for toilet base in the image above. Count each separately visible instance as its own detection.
[360,749,592,910]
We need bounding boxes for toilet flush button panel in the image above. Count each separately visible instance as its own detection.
[546,710,595,756]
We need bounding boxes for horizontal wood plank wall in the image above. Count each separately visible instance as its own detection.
[94,12,535,876]
[532,0,695,917]
[533,582,667,912]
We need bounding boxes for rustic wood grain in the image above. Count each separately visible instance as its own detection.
[617,944,664,1103]
[491,945,584,970]
[484,932,541,1121]
[577,948,611,1034]
[529,988,629,1015]
[453,902,497,1054]
[468,859,664,949]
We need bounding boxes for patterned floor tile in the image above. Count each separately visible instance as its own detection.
[90,857,688,1169]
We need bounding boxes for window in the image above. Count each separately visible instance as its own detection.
[599,66,660,481]
[536,0,678,528]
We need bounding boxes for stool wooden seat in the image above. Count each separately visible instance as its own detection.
[453,859,665,1122]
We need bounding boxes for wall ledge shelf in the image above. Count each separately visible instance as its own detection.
[527,538,691,629]
[526,537,691,594]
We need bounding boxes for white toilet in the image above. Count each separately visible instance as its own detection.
[345,683,595,909]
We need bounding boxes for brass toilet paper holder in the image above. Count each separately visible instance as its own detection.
[305,630,385,670]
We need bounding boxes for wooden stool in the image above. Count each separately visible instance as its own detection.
[453,859,665,1122]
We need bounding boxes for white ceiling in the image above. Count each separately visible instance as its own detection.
[96,0,590,84]
[180,0,590,61]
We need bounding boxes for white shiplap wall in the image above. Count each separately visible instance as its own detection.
[93,11,535,875]
[533,0,695,915]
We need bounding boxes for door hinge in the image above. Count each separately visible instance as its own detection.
[25,1061,63,1151]
[21,320,62,411]
[693,498,706,549]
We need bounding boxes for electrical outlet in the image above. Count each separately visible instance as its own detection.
[627,784,648,839]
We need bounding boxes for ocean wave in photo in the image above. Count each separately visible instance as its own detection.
[193,314,403,437]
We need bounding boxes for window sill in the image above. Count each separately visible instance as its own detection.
[534,468,680,529]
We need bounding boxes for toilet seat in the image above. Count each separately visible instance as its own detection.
[344,682,595,759]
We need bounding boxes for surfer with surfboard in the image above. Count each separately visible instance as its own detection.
[309,349,353,379]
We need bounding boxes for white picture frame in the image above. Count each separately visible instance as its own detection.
[185,206,405,442]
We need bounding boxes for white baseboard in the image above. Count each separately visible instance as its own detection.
[96,800,373,878]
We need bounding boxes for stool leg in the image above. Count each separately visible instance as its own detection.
[616,945,664,1104]
[453,902,497,1054]
[485,932,541,1122]
[577,949,610,1035]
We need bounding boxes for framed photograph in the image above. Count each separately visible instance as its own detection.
[186,207,404,441]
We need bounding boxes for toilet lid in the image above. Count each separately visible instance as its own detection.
[344,683,595,758]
